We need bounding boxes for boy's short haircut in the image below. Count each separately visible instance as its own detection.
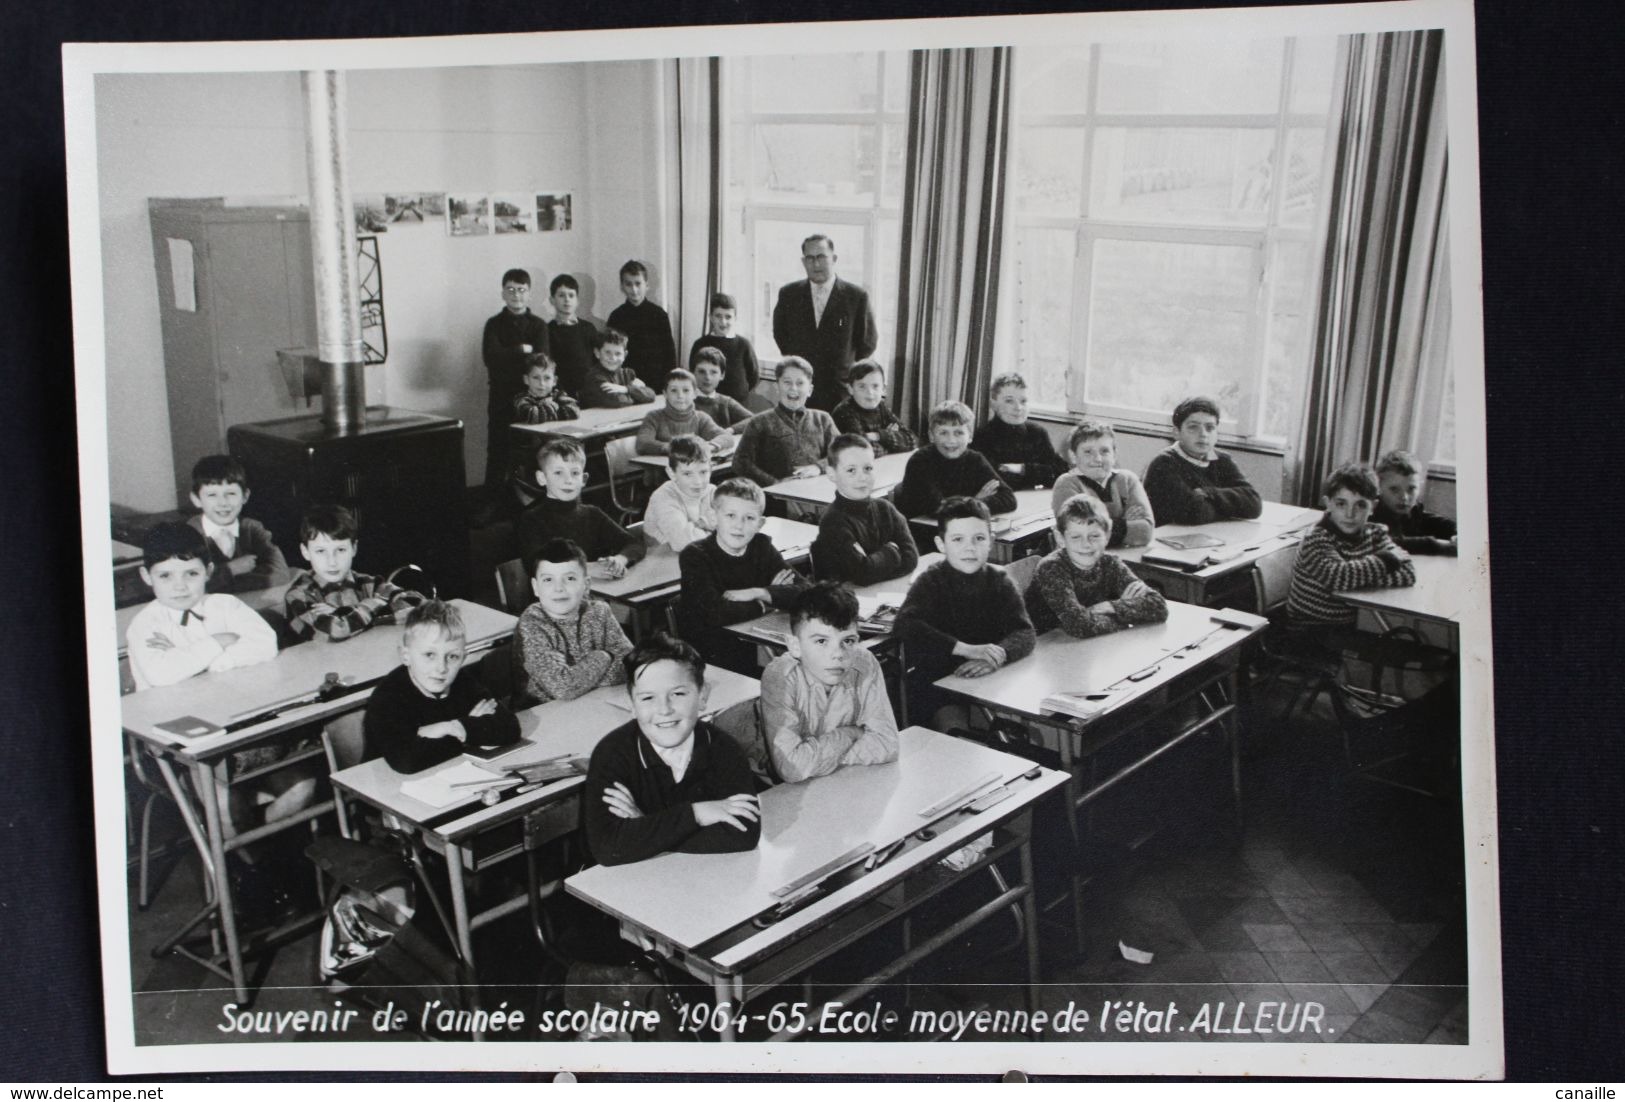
[990,372,1027,397]
[191,454,248,494]
[592,327,630,351]
[665,367,696,388]
[801,233,835,254]
[619,259,649,281]
[667,434,711,468]
[535,436,588,470]
[1321,461,1380,502]
[404,599,466,642]
[534,538,588,574]
[708,292,737,312]
[1172,396,1222,428]
[548,273,578,295]
[502,268,531,287]
[693,346,727,369]
[846,359,885,385]
[300,503,359,544]
[928,400,974,430]
[143,521,211,569]
[936,494,991,529]
[828,432,873,465]
[1066,419,1116,454]
[523,351,556,373]
[623,631,705,690]
[1375,449,1423,477]
[789,580,861,633]
[776,356,814,383]
[1055,493,1112,534]
[713,476,766,510]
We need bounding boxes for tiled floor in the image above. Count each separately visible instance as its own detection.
[123,674,1468,1048]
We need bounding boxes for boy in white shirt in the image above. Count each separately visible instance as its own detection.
[643,435,718,553]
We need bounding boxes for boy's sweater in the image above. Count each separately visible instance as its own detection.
[643,481,716,552]
[512,387,580,424]
[547,319,598,396]
[187,514,291,594]
[688,334,760,404]
[515,598,632,705]
[482,309,550,399]
[1050,469,1156,548]
[831,398,917,456]
[893,447,1017,519]
[1024,548,1168,637]
[284,570,425,642]
[126,593,278,691]
[695,392,755,431]
[1142,445,1263,525]
[813,494,918,585]
[896,560,1036,683]
[362,664,519,775]
[635,406,726,454]
[583,720,761,866]
[1286,518,1417,626]
[676,533,805,637]
[1372,500,1457,554]
[516,496,647,574]
[607,298,679,391]
[760,648,899,783]
[580,364,657,409]
[733,405,837,487]
[975,418,1065,489]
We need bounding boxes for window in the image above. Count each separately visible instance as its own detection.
[1008,37,1341,441]
[722,52,909,363]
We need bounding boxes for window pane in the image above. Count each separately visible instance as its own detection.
[882,122,907,207]
[1090,127,1276,225]
[1263,240,1313,440]
[1016,47,1091,115]
[1012,226,1076,410]
[883,52,910,113]
[1085,239,1256,418]
[751,124,880,206]
[1015,126,1086,216]
[750,219,869,360]
[748,54,880,113]
[1280,128,1326,228]
[1435,349,1455,465]
[875,215,901,365]
[1096,40,1284,115]
[1289,35,1340,116]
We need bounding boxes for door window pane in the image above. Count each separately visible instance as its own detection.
[751,219,869,360]
[747,54,880,112]
[1289,35,1341,116]
[751,124,880,206]
[1090,127,1276,226]
[1096,40,1284,115]
[1015,127,1087,216]
[1015,48,1091,115]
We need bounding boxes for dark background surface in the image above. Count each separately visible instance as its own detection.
[1,0,1618,1082]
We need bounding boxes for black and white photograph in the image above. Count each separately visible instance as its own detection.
[62,0,1502,1080]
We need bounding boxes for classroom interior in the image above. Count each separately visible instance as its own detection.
[96,30,1470,1050]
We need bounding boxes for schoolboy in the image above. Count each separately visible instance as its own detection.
[760,583,899,783]
[732,356,837,487]
[812,434,918,585]
[579,328,657,409]
[186,454,291,594]
[690,347,755,431]
[676,477,807,673]
[643,435,718,553]
[1049,420,1155,547]
[516,438,646,577]
[546,273,597,396]
[482,268,550,490]
[1286,462,1417,630]
[1372,449,1458,555]
[362,600,520,774]
[515,538,633,705]
[1025,495,1168,637]
[128,521,279,691]
[284,504,425,642]
[831,360,916,456]
[635,368,728,455]
[605,260,678,393]
[893,400,1017,520]
[974,373,1064,490]
[687,292,760,405]
[583,632,762,867]
[511,353,580,424]
[1142,396,1263,525]
[896,497,1036,717]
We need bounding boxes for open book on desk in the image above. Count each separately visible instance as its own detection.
[1140,541,1248,570]
[856,592,905,635]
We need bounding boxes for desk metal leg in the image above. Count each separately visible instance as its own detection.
[714,976,743,1042]
[446,848,477,968]
[194,760,248,1002]
[1053,725,1088,956]
[1019,836,1042,1024]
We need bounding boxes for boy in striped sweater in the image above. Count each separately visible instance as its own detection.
[1286,462,1416,631]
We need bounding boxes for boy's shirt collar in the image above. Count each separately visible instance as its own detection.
[157,597,212,625]
[636,726,699,782]
[1172,445,1213,468]
[201,517,241,539]
[309,569,359,593]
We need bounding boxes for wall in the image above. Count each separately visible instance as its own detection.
[95,60,663,513]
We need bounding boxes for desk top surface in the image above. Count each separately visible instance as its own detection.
[725,553,941,646]
[112,539,143,565]
[512,399,663,440]
[763,451,912,506]
[1335,553,1463,624]
[331,668,761,839]
[1117,501,1321,576]
[912,488,1055,544]
[630,451,737,474]
[120,599,515,753]
[566,726,1063,957]
[591,517,818,602]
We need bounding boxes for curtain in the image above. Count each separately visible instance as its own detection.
[668,57,723,357]
[893,47,1013,430]
[1290,30,1448,504]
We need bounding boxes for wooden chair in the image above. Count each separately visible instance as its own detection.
[493,558,532,615]
[1001,552,1042,596]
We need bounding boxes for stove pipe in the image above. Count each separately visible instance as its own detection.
[301,70,366,432]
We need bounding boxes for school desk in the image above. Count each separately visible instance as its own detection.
[329,668,760,975]
[1115,500,1322,606]
[934,600,1267,950]
[629,451,735,479]
[566,725,1069,1041]
[760,450,912,511]
[910,489,1056,563]
[1335,553,1462,651]
[120,599,516,1002]
[115,582,292,662]
[509,398,664,445]
[589,517,819,639]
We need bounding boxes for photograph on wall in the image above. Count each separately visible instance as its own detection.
[63,0,1497,1080]
[354,193,390,234]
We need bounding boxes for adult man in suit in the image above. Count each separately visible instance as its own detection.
[772,234,880,412]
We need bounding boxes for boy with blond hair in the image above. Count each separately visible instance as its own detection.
[894,400,1016,520]
[1050,419,1155,547]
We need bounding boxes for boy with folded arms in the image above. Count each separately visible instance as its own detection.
[1142,396,1262,525]
[894,401,1016,521]
[284,504,425,643]
[812,433,918,585]
[635,368,728,455]
[1026,495,1167,638]
[974,372,1064,490]
[732,356,836,487]
[1049,420,1155,548]
[1372,449,1458,555]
